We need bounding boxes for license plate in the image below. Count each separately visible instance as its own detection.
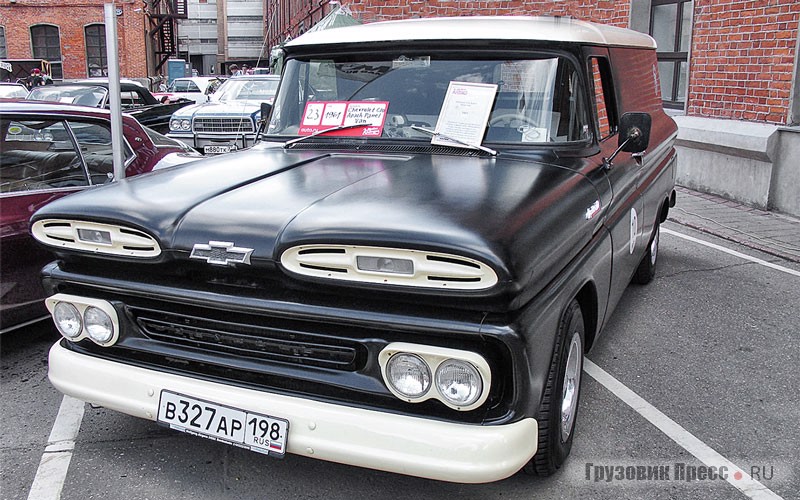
[204,145,234,154]
[157,390,288,456]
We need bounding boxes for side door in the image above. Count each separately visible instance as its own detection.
[586,50,646,317]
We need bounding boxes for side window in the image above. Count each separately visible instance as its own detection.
[120,90,146,108]
[589,57,618,141]
[0,119,87,193]
[206,79,223,95]
[173,80,190,92]
[67,120,132,184]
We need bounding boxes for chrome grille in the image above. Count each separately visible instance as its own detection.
[193,117,254,133]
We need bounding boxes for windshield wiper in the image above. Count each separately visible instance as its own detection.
[410,126,497,156]
[283,123,368,149]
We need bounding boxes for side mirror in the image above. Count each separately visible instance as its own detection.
[618,112,651,154]
[603,112,652,169]
[256,102,273,140]
[260,102,273,122]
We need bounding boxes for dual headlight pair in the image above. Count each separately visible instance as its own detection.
[378,343,491,411]
[169,118,191,131]
[45,295,490,411]
[45,294,119,346]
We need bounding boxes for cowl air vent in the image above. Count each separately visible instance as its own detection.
[31,219,161,258]
[281,245,498,290]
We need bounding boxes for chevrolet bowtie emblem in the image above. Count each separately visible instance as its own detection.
[190,241,254,266]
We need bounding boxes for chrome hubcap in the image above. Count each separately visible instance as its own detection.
[650,226,659,266]
[560,331,582,442]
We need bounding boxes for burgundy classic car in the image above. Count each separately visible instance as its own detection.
[0,100,202,333]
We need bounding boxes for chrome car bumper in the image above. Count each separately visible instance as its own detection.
[165,132,257,153]
[49,341,538,483]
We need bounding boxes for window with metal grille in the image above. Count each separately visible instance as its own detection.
[0,27,7,59]
[85,24,107,77]
[30,24,63,80]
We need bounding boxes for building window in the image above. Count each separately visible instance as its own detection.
[0,27,7,59]
[85,24,107,77]
[31,24,63,80]
[650,0,693,109]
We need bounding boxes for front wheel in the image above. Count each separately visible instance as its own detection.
[525,299,585,476]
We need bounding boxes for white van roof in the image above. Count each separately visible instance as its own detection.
[286,16,657,50]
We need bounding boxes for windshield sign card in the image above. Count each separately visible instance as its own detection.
[432,82,498,149]
[300,101,389,136]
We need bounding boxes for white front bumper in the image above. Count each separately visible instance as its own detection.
[48,341,538,483]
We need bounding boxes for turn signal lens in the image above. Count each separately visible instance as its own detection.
[53,302,82,339]
[77,228,112,245]
[84,306,114,344]
[356,256,414,275]
[386,353,431,398]
[435,359,482,407]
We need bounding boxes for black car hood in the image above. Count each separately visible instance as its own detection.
[33,146,602,294]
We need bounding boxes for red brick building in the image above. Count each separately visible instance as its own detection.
[271,0,799,126]
[269,0,800,215]
[0,0,148,80]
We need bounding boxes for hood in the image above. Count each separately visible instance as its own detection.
[151,151,205,171]
[172,100,263,120]
[32,146,601,297]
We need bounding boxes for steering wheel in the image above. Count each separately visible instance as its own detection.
[489,113,539,128]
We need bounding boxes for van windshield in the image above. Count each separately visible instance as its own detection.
[266,54,590,145]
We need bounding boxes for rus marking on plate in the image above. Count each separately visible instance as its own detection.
[190,241,254,266]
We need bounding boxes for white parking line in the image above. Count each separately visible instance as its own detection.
[27,396,85,500]
[584,360,783,499]
[662,228,800,278]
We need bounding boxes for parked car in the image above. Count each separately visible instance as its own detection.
[152,76,227,105]
[27,82,193,134]
[0,82,29,98]
[34,17,677,482]
[166,74,280,154]
[0,100,201,334]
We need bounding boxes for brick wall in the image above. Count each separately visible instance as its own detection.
[689,0,800,124]
[336,0,800,125]
[344,0,630,27]
[0,0,148,79]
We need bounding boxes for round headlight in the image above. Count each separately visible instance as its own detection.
[169,119,181,131]
[386,353,431,398]
[435,359,482,407]
[84,306,114,344]
[53,302,82,339]
[180,119,191,131]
